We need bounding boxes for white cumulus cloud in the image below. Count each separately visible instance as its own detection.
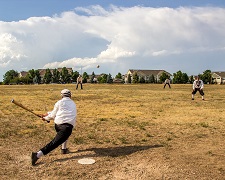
[0,33,26,67]
[1,6,225,80]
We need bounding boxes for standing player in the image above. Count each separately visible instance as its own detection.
[192,76,204,100]
[164,78,171,89]
[76,75,83,90]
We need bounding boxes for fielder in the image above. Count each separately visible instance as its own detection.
[192,76,204,100]
[31,89,77,166]
[164,78,171,89]
[76,75,83,90]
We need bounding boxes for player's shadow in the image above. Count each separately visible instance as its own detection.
[81,144,163,157]
[53,144,163,163]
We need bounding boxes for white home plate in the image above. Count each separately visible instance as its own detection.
[78,158,95,165]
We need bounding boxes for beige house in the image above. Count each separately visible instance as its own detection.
[212,72,225,84]
[125,69,172,83]
[19,68,73,79]
[18,68,73,84]
[38,68,73,79]
[18,71,28,78]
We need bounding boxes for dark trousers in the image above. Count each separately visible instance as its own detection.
[41,123,73,155]
[192,88,204,96]
[76,82,83,89]
[164,83,171,88]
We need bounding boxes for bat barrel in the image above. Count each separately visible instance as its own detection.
[11,99,50,123]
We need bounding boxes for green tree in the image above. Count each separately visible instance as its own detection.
[173,70,183,84]
[201,70,212,84]
[72,71,79,83]
[132,72,138,83]
[159,72,170,83]
[82,72,89,83]
[3,70,19,84]
[97,73,107,83]
[51,69,60,83]
[173,71,189,84]
[189,75,194,84]
[10,77,20,84]
[139,76,145,83]
[115,72,122,79]
[33,70,41,84]
[60,67,71,83]
[181,73,189,84]
[198,73,203,80]
[28,69,36,80]
[149,74,155,83]
[27,69,39,84]
[21,75,32,84]
[91,71,95,83]
[107,73,113,83]
[43,68,52,84]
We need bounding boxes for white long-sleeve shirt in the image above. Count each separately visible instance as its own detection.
[164,79,170,84]
[77,76,83,83]
[193,80,204,89]
[44,97,77,126]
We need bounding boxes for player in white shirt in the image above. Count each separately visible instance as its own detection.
[76,75,83,89]
[192,76,204,100]
[164,78,171,89]
[31,89,77,166]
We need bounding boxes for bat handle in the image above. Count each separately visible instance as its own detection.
[39,115,50,123]
[40,115,50,123]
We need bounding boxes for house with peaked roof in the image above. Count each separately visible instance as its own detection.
[18,71,28,78]
[18,68,73,83]
[124,69,172,83]
[37,68,73,79]
[19,68,73,78]
[211,72,225,84]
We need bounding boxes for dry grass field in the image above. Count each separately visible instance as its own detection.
[0,84,225,180]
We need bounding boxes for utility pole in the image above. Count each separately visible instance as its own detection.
[80,66,83,76]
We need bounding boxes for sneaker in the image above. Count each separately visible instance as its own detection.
[61,148,69,154]
[31,152,38,166]
[192,98,194,100]
[202,99,204,100]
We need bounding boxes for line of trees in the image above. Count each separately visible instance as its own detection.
[2,67,82,85]
[128,72,162,84]
[1,67,115,85]
[90,72,113,84]
[173,70,212,84]
[1,68,213,85]
[126,70,212,84]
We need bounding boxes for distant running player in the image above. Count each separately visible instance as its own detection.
[192,76,204,100]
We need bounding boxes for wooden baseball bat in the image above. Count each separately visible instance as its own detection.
[11,99,50,123]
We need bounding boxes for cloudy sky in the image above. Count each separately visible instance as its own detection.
[0,0,225,81]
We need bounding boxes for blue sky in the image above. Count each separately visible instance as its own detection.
[1,0,225,22]
[0,0,225,81]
